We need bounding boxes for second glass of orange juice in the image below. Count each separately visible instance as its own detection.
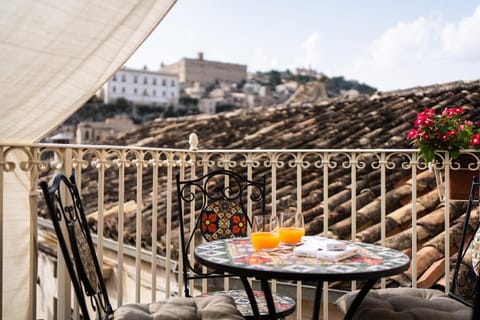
[279,211,305,245]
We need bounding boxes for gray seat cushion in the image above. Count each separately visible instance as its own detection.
[114,295,244,320]
[336,288,472,320]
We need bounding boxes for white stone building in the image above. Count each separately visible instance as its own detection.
[98,67,179,106]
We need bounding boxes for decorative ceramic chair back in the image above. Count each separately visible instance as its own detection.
[176,169,266,297]
[40,174,113,320]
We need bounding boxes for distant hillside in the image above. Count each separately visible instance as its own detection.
[325,76,376,96]
[252,70,377,97]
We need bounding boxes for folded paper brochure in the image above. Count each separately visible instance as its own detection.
[301,236,347,251]
[294,237,359,262]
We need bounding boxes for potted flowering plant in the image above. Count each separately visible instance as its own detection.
[407,107,480,163]
[407,106,480,199]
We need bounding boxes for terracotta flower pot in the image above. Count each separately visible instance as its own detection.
[449,155,480,200]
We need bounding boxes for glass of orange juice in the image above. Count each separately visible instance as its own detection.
[251,215,280,251]
[279,211,305,246]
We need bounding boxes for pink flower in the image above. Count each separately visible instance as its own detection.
[420,132,430,141]
[471,134,480,146]
[421,108,436,118]
[448,129,458,137]
[442,107,465,117]
[414,108,436,127]
[442,130,458,141]
[414,116,435,127]
[407,128,419,140]
[414,117,424,126]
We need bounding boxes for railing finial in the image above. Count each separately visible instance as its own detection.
[189,133,198,151]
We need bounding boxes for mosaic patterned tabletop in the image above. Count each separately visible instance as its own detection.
[194,238,410,281]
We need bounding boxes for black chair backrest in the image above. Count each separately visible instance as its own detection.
[176,169,266,297]
[449,176,480,308]
[39,173,113,320]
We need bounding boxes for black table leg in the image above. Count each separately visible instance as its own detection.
[312,280,323,320]
[344,278,377,320]
[239,276,261,319]
[260,277,278,320]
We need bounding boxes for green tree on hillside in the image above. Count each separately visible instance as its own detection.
[268,70,282,89]
[325,76,376,96]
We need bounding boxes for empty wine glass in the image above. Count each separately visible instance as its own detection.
[279,211,305,246]
[251,215,280,251]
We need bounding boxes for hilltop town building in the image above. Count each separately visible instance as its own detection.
[98,67,179,106]
[76,115,137,144]
[161,52,247,86]
[294,67,325,79]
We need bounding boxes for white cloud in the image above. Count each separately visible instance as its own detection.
[442,6,480,59]
[208,49,229,62]
[294,32,322,69]
[250,48,279,71]
[369,17,442,68]
[343,5,480,91]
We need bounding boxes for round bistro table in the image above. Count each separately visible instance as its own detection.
[194,237,410,320]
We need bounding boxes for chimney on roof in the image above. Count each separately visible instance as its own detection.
[198,52,204,60]
[143,65,147,70]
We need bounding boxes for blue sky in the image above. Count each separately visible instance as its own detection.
[127,0,480,91]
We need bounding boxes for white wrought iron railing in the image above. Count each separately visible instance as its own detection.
[0,136,473,320]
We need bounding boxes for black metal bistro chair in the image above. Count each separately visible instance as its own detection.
[176,169,296,319]
[40,173,244,320]
[336,176,480,320]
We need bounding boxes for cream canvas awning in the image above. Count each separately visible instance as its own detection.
[0,1,176,319]
[0,0,176,144]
